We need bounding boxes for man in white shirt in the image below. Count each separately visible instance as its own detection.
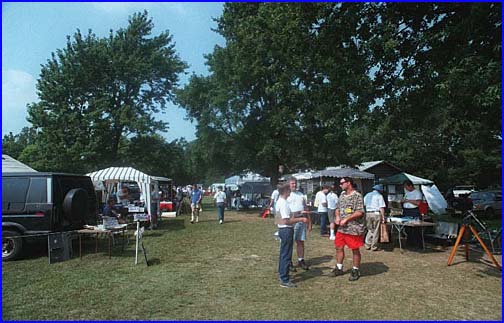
[402,179,423,248]
[315,186,330,236]
[214,186,227,224]
[269,188,280,216]
[364,184,386,251]
[327,185,339,240]
[276,183,308,288]
[287,177,311,271]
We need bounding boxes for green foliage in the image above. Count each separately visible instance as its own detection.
[177,2,501,188]
[19,11,187,173]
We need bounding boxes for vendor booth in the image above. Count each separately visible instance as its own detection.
[87,167,159,217]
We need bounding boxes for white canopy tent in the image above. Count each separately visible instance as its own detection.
[87,167,157,216]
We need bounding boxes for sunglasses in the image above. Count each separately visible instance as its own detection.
[339,181,346,185]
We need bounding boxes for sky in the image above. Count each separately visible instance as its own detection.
[2,2,226,142]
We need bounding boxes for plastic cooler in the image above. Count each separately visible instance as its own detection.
[160,201,173,212]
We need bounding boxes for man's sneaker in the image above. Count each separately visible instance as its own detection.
[329,267,344,277]
[371,247,379,251]
[329,235,336,241]
[349,268,361,281]
[279,281,297,288]
[219,220,223,224]
[365,244,371,250]
[298,259,310,270]
[190,220,194,224]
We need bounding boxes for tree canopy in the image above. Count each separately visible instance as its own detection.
[176,2,501,189]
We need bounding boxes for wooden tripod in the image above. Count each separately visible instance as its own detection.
[447,223,501,270]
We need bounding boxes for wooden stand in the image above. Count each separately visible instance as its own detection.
[447,223,501,270]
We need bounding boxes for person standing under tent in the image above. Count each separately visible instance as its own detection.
[315,186,330,236]
[276,183,309,288]
[364,184,386,251]
[331,177,365,281]
[150,184,160,230]
[402,179,423,248]
[327,184,339,241]
[214,186,227,224]
[190,184,203,224]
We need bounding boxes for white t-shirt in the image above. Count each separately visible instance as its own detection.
[214,191,226,203]
[404,189,422,209]
[316,191,328,212]
[276,197,292,228]
[327,192,339,210]
[364,190,386,212]
[287,191,306,213]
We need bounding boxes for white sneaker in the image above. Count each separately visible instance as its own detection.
[329,235,336,241]
[219,220,223,224]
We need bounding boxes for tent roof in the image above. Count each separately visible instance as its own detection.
[379,172,433,185]
[151,176,172,182]
[313,167,375,179]
[240,181,273,195]
[2,154,37,173]
[86,167,151,183]
[357,160,402,172]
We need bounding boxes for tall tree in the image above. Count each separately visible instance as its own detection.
[25,11,187,173]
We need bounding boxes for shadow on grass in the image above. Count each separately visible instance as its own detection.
[159,218,186,231]
[360,261,389,276]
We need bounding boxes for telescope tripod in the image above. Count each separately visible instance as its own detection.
[447,211,501,270]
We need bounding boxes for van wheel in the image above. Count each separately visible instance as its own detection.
[62,188,89,220]
[2,230,23,261]
[485,208,494,219]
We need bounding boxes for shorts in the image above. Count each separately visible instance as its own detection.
[334,232,364,250]
[328,209,336,223]
[191,203,201,210]
[293,222,307,241]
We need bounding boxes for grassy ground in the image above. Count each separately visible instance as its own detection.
[2,198,502,320]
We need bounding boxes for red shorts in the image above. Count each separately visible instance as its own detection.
[334,232,364,250]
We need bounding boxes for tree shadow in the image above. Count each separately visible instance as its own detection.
[158,218,186,231]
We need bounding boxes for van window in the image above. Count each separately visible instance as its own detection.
[26,178,48,204]
[2,177,30,212]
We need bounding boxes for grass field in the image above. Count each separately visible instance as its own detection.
[2,197,502,320]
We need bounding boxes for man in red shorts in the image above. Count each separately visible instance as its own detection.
[331,177,365,281]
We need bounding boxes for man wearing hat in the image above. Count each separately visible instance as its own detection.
[364,184,386,251]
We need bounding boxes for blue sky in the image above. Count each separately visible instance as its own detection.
[2,2,225,142]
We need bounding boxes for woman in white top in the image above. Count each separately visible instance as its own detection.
[214,186,227,224]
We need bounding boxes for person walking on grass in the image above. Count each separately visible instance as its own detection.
[315,186,330,236]
[331,177,365,281]
[364,184,386,251]
[214,186,227,224]
[276,183,309,288]
[190,184,203,224]
[287,177,311,271]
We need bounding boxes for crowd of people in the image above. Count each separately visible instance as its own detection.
[272,177,423,288]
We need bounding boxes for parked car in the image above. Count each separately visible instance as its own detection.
[451,185,478,198]
[2,172,98,260]
[469,190,502,218]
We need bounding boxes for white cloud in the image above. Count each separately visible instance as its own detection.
[2,69,38,135]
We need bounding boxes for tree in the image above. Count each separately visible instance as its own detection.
[25,11,187,173]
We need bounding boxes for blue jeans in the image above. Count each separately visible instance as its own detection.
[278,227,294,283]
[217,202,225,221]
[319,212,329,235]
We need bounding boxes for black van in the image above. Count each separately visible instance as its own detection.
[2,172,98,260]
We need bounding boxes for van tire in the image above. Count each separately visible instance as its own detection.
[2,230,23,261]
[62,188,89,220]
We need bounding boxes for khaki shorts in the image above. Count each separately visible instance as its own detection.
[328,208,336,223]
